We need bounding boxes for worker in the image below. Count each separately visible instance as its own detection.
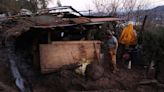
[119,21,138,69]
[118,21,137,48]
[105,30,119,73]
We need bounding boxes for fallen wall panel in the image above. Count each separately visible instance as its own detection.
[39,41,101,73]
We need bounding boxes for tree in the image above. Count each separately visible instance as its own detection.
[92,0,149,22]
[121,0,149,21]
[135,0,149,22]
[92,0,121,16]
[0,0,51,13]
[0,0,19,13]
[122,0,137,20]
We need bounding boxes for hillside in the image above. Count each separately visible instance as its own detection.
[151,5,164,13]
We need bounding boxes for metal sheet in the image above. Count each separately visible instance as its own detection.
[32,24,77,28]
[90,18,122,22]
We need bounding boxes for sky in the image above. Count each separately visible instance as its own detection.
[48,0,164,11]
[48,0,94,11]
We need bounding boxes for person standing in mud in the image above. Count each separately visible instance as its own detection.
[105,30,119,73]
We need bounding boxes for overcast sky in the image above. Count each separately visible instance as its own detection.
[48,0,164,11]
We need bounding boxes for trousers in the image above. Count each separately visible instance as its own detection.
[109,48,117,70]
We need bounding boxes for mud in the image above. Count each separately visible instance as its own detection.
[0,47,17,92]
[0,42,163,92]
[1,46,164,92]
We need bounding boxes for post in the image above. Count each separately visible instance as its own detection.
[138,15,148,45]
[141,15,148,32]
[48,31,51,44]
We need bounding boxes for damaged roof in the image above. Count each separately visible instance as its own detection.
[1,6,122,42]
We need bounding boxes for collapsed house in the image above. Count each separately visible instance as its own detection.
[0,6,122,92]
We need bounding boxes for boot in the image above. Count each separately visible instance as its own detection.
[112,64,119,73]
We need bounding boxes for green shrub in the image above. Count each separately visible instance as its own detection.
[142,27,164,64]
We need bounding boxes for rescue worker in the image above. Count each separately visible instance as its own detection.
[119,22,138,69]
[118,21,137,48]
[105,30,119,73]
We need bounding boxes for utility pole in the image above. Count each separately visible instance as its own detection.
[57,0,62,7]
[41,0,47,9]
[88,9,92,16]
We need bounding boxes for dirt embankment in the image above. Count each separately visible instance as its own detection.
[0,47,17,92]
[21,61,164,92]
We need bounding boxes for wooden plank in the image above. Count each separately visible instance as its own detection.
[39,41,101,73]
